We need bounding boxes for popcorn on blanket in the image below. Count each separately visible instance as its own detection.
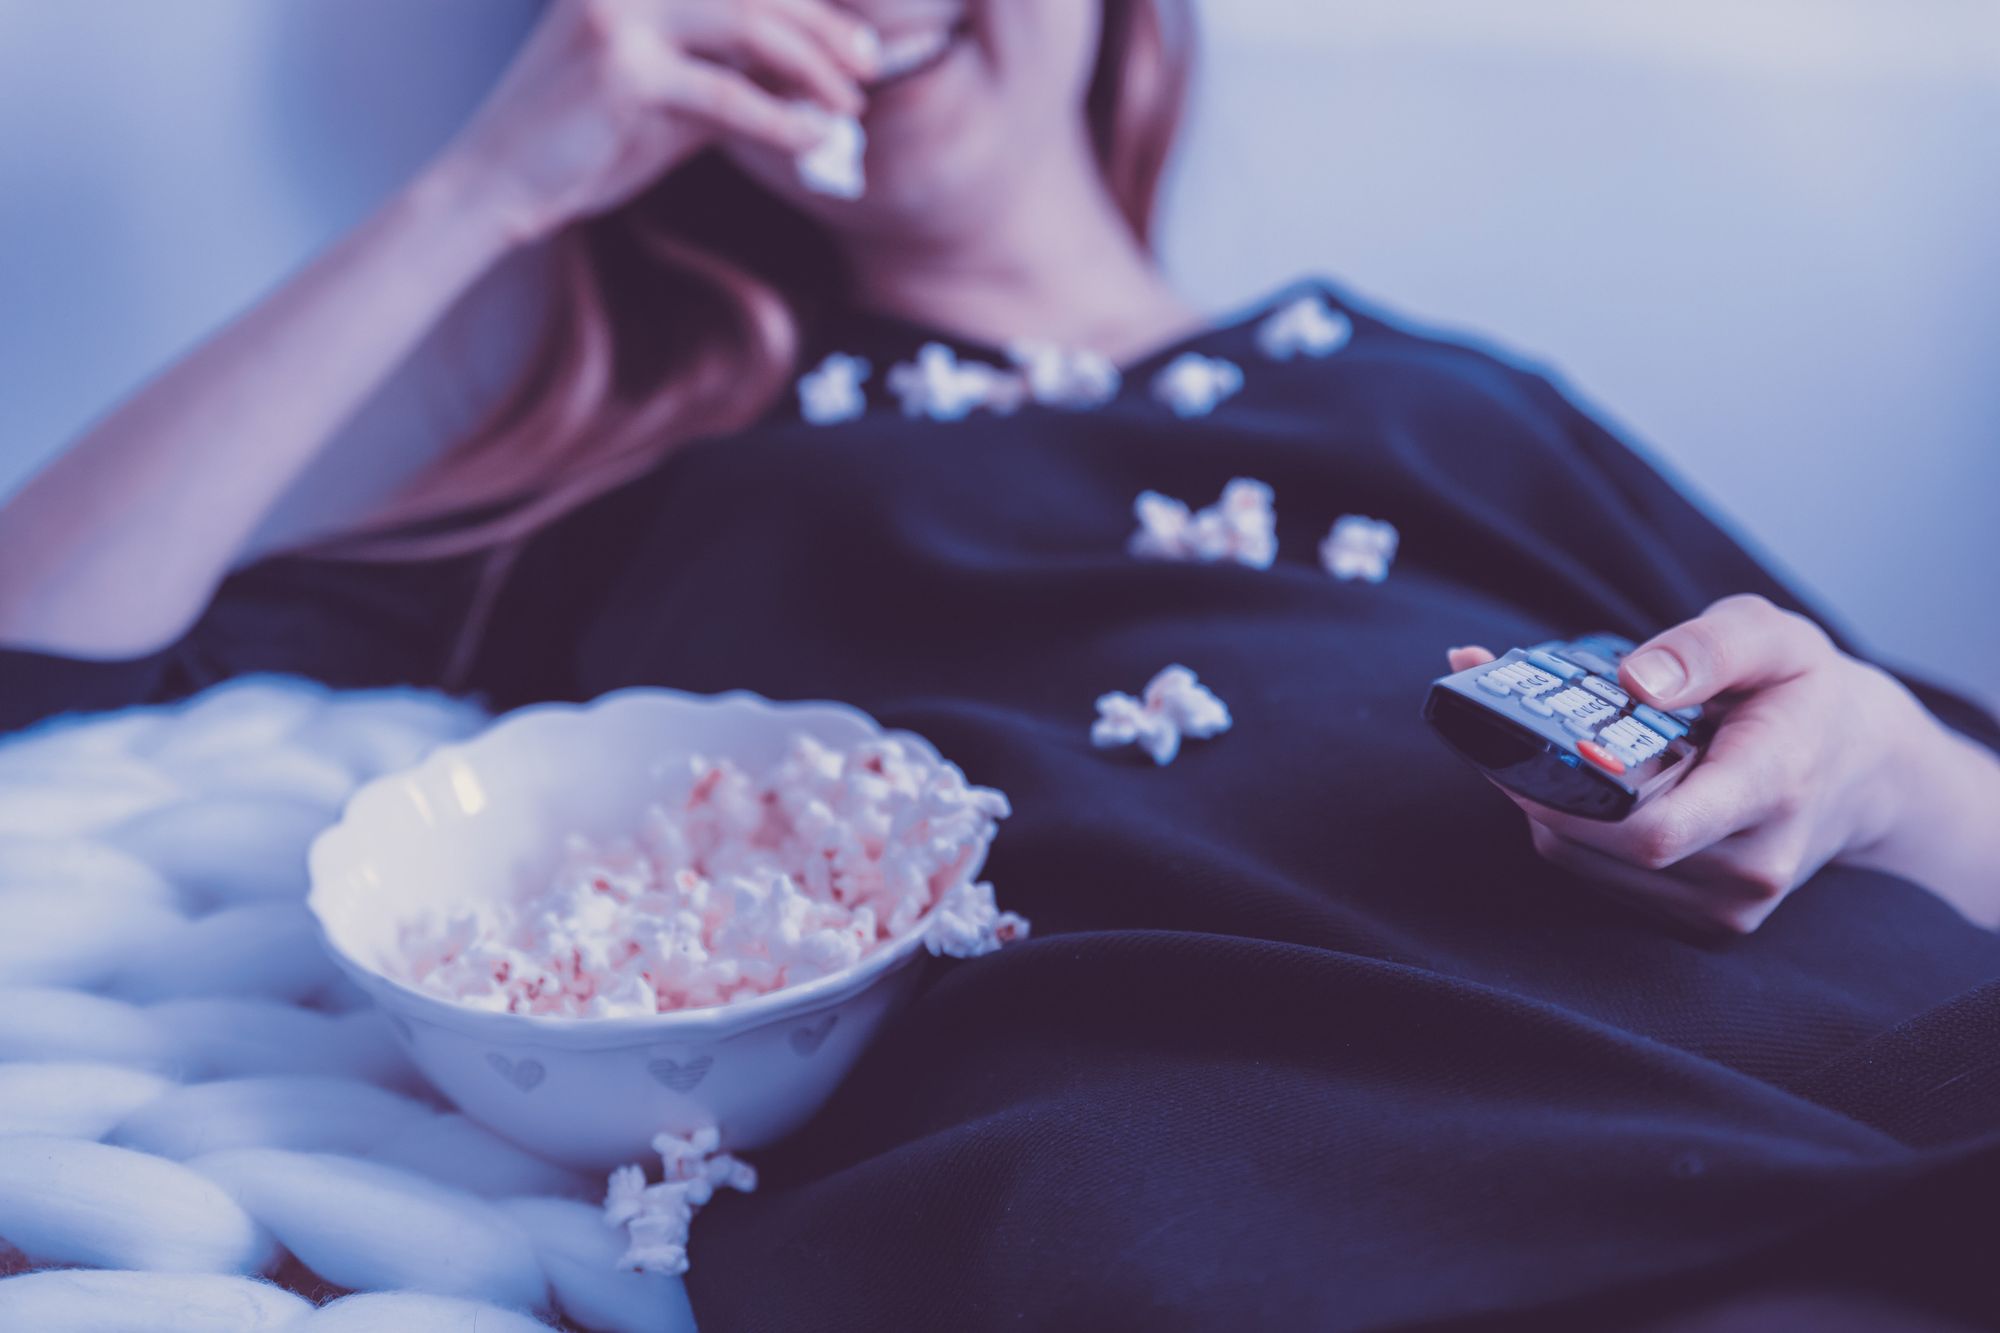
[1128,477,1278,569]
[1321,514,1400,583]
[1093,665,1233,766]
[604,1127,757,1276]
[1257,293,1353,361]
[1151,352,1243,419]
[797,353,872,426]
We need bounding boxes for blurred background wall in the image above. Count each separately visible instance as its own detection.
[1,0,1994,704]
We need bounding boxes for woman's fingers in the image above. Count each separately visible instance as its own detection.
[1619,593,1831,711]
[1445,645,1497,673]
[763,0,883,80]
[1495,724,1788,872]
[670,0,872,111]
[631,50,831,153]
[701,7,868,115]
[1526,821,1786,935]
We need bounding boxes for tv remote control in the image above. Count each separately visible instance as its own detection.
[1422,633,1711,821]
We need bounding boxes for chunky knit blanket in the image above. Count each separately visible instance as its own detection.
[0,677,696,1332]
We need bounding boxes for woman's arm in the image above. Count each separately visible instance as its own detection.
[0,168,515,657]
[0,0,875,660]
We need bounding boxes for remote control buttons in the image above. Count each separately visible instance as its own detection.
[1561,700,1617,735]
[1580,676,1630,708]
[1599,716,1668,764]
[1576,739,1626,775]
[1475,662,1562,697]
[1520,694,1556,716]
[1564,647,1620,677]
[1632,704,1689,741]
[1527,650,1584,681]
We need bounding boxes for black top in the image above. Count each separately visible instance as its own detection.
[8,282,2000,1329]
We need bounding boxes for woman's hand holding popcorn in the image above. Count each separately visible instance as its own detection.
[1450,594,2000,934]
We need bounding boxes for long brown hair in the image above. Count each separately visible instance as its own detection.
[327,0,1195,564]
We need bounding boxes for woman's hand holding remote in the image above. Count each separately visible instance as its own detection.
[1451,594,2000,934]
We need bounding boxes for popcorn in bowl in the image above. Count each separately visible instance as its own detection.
[308,690,1032,1278]
[307,688,1029,1180]
[389,734,1025,1019]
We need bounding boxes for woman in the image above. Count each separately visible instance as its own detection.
[4,1,1999,1326]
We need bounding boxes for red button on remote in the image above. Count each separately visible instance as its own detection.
[1576,739,1625,775]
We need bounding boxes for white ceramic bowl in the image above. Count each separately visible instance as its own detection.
[307,688,984,1172]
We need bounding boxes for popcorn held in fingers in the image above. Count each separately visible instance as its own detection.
[1006,340,1122,411]
[887,343,1028,421]
[792,104,867,201]
[1321,515,1400,584]
[1257,294,1353,361]
[1152,353,1244,419]
[1128,477,1277,570]
[1093,665,1233,766]
[797,353,872,426]
[603,1126,757,1276]
[391,734,1021,1018]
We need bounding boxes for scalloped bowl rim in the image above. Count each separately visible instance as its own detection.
[306,687,977,1046]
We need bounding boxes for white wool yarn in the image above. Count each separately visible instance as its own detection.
[170,747,359,813]
[108,795,330,907]
[0,882,186,988]
[0,761,183,838]
[151,999,417,1087]
[139,678,327,766]
[304,1291,558,1332]
[0,1269,311,1332]
[0,1063,169,1140]
[504,1197,698,1333]
[0,710,166,773]
[191,1149,548,1310]
[111,1076,436,1161]
[110,903,339,1004]
[0,1136,277,1273]
[366,1113,592,1201]
[0,987,170,1067]
[0,835,178,911]
[287,692,486,779]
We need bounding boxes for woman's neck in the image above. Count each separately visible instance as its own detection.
[838,153,1200,367]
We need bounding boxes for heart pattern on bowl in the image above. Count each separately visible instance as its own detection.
[647,1055,714,1092]
[487,1052,545,1092]
[789,1013,838,1057]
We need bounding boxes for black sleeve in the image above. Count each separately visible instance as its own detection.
[0,549,496,735]
[1522,368,2000,757]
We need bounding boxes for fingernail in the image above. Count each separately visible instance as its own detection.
[853,25,882,71]
[1624,649,1686,701]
